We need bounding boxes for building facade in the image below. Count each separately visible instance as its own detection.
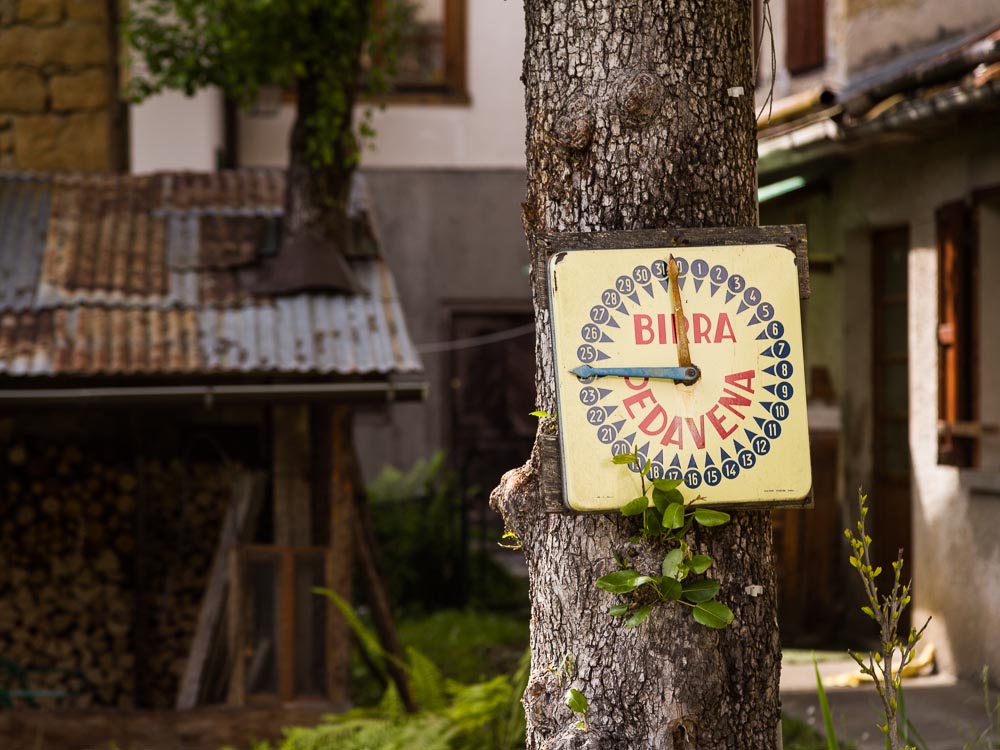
[758,0,1000,676]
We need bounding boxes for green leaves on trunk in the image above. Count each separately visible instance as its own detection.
[597,455,735,629]
[596,548,731,629]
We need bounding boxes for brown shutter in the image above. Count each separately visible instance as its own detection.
[936,201,976,466]
[786,0,825,74]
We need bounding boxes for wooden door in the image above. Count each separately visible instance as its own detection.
[871,228,912,588]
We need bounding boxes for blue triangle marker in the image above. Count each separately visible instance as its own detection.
[637,442,650,456]
[733,440,747,453]
[653,450,664,466]
[642,283,654,298]
[687,455,698,469]
[612,420,626,432]
[670,454,681,468]
[737,300,749,315]
[678,277,687,290]
[760,401,774,415]
[761,345,775,357]
[754,416,767,429]
[624,432,636,446]
[764,384,777,395]
[725,291,736,303]
[596,350,610,361]
[606,315,620,329]
[659,280,671,294]
[756,330,769,341]
[763,364,777,375]
[719,448,732,461]
[604,405,617,417]
[710,283,721,297]
[745,429,758,441]
[748,314,761,325]
[599,333,614,343]
[626,292,640,306]
[598,388,614,400]
[704,453,715,467]
[694,278,703,293]
[614,302,629,315]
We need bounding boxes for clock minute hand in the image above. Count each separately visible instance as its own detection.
[570,364,701,384]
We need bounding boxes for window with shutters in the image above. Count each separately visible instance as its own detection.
[786,0,825,75]
[936,201,977,466]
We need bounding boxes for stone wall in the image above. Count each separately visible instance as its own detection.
[0,0,116,171]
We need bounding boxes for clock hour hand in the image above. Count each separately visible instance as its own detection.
[668,255,693,369]
[570,364,702,384]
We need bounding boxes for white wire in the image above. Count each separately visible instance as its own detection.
[415,322,535,354]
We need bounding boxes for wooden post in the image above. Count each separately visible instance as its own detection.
[326,404,355,707]
[176,471,266,708]
[272,405,313,546]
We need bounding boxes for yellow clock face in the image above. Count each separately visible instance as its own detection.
[548,244,812,511]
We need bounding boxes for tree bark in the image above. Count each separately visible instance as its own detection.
[491,3,781,749]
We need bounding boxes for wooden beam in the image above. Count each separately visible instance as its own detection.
[326,405,356,706]
[273,405,312,545]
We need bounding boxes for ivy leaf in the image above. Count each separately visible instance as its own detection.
[651,478,683,491]
[662,502,685,529]
[620,496,648,516]
[644,507,663,536]
[565,688,588,714]
[687,554,713,574]
[612,452,638,465]
[692,600,734,629]
[608,604,630,616]
[662,548,684,578]
[595,570,655,594]
[694,508,731,527]
[682,578,721,603]
[625,603,655,628]
[659,576,682,601]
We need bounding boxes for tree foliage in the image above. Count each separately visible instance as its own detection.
[124,0,408,167]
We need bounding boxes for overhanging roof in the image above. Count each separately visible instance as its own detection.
[0,170,423,383]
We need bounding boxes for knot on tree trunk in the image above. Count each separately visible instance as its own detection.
[489,460,536,532]
[549,93,595,151]
[615,69,664,126]
[668,716,698,750]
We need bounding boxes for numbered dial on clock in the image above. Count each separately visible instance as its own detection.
[549,244,811,511]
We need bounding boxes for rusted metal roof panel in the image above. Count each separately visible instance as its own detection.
[0,170,422,380]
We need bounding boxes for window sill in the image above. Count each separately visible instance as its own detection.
[363,88,471,107]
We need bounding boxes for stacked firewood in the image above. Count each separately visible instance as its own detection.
[141,459,232,708]
[0,439,237,709]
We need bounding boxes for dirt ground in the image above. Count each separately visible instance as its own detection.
[0,706,333,750]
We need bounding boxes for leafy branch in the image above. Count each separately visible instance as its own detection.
[845,491,929,750]
[595,453,734,629]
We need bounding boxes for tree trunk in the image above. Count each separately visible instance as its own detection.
[257,5,371,295]
[491,3,781,749]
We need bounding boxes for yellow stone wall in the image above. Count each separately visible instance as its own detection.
[0,0,116,172]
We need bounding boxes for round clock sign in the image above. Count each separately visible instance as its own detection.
[547,241,811,511]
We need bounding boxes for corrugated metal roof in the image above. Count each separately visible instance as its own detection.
[0,170,421,380]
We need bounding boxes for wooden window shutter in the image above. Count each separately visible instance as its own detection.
[936,201,976,466]
[786,0,825,74]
